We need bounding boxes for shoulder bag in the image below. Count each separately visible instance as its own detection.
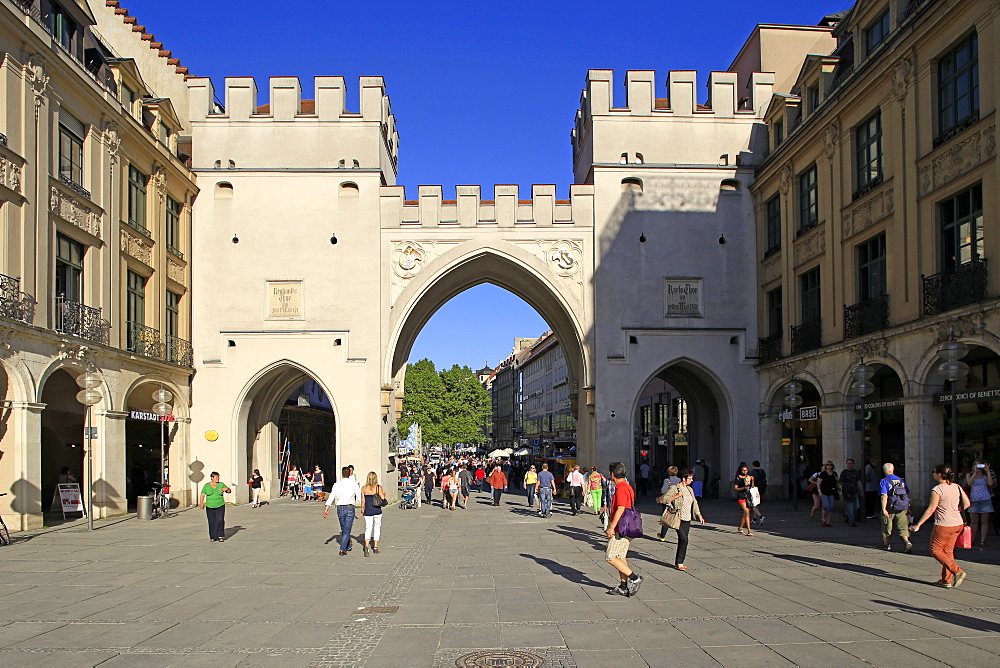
[617,507,644,538]
[372,485,389,508]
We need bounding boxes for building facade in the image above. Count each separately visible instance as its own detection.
[0,0,196,529]
[753,0,999,502]
[518,331,576,456]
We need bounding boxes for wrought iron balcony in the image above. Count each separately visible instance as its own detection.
[122,218,150,237]
[127,321,163,359]
[55,296,109,344]
[844,293,889,339]
[166,335,193,367]
[790,319,822,355]
[166,243,184,260]
[758,334,782,365]
[58,173,90,200]
[922,258,989,316]
[0,273,36,324]
[0,132,7,147]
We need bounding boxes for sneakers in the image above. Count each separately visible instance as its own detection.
[608,583,630,597]
[626,575,643,596]
[757,516,765,526]
[884,544,892,551]
[953,571,967,588]
[904,541,913,554]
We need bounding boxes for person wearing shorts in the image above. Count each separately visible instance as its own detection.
[605,461,641,597]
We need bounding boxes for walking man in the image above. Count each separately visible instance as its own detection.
[605,461,642,596]
[638,459,650,496]
[864,458,881,519]
[567,464,586,515]
[487,465,507,506]
[840,458,863,526]
[536,462,556,517]
[880,462,912,552]
[323,466,362,555]
[692,460,705,498]
[458,464,473,509]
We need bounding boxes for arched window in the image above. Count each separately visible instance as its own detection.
[339,182,359,198]
[619,153,628,165]
[634,153,644,165]
[215,182,233,199]
[720,179,741,192]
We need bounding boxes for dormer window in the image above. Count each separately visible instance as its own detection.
[807,85,820,114]
[47,2,78,53]
[774,119,784,148]
[865,9,890,56]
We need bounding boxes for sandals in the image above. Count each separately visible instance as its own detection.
[738,528,748,535]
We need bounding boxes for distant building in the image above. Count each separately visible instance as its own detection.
[520,331,575,456]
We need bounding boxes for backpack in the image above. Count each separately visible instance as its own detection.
[752,468,767,488]
[887,479,910,511]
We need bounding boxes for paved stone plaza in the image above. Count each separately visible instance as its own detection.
[1,488,999,667]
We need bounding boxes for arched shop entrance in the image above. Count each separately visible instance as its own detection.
[124,381,180,509]
[39,369,85,518]
[237,364,336,504]
[858,364,905,477]
[783,379,822,497]
[935,345,1000,468]
[633,361,728,496]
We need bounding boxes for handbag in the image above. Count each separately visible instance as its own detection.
[748,487,761,507]
[956,524,973,550]
[660,504,681,529]
[372,486,389,508]
[583,492,593,507]
[617,507,644,538]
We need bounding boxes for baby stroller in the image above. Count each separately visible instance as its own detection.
[399,486,418,510]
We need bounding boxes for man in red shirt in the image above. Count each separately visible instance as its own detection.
[604,461,642,596]
[486,465,508,506]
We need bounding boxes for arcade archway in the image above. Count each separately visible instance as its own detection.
[236,363,336,504]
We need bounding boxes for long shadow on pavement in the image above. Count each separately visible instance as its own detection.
[767,553,929,586]
[870,599,1000,634]
[519,553,607,589]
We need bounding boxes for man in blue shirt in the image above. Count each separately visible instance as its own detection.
[536,463,556,518]
[879,462,912,553]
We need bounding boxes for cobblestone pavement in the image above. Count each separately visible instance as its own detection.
[1,487,999,667]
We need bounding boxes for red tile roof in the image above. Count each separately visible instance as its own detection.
[255,99,316,114]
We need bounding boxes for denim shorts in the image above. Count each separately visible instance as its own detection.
[821,494,835,512]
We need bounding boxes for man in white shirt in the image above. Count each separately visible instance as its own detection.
[567,465,586,515]
[639,461,651,496]
[323,466,362,555]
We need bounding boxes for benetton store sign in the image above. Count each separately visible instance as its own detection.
[933,386,1000,405]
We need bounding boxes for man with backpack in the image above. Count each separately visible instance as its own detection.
[879,462,912,552]
[750,460,767,525]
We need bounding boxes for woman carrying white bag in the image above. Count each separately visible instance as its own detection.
[658,468,706,571]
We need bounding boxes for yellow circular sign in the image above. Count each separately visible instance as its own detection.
[205,430,219,442]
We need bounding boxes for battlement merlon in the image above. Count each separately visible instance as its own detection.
[577,68,775,120]
[379,184,595,229]
[186,76,396,125]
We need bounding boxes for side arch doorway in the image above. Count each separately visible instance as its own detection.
[236,363,337,504]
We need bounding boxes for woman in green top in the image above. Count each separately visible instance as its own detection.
[199,472,231,541]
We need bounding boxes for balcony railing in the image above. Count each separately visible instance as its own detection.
[790,319,822,355]
[166,335,193,367]
[0,273,36,324]
[166,243,184,260]
[922,258,989,316]
[123,218,150,237]
[59,173,91,200]
[55,296,109,344]
[758,334,782,365]
[127,321,163,359]
[0,132,7,147]
[844,293,889,339]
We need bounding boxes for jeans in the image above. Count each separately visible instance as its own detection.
[540,488,553,515]
[492,488,503,504]
[843,496,860,523]
[821,494,835,512]
[424,485,434,503]
[674,520,691,565]
[569,486,583,513]
[336,505,354,551]
[206,505,225,540]
[527,487,536,508]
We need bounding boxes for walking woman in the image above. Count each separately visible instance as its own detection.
[966,460,996,547]
[589,466,606,516]
[912,465,972,587]
[660,468,706,570]
[524,464,538,509]
[199,472,231,541]
[361,471,386,557]
[440,468,453,510]
[423,466,436,505]
[812,462,839,527]
[807,467,822,519]
[734,464,755,536]
[248,469,264,508]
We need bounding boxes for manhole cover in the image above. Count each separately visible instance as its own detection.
[455,650,544,667]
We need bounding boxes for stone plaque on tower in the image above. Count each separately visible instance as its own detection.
[267,280,303,319]
[664,278,703,317]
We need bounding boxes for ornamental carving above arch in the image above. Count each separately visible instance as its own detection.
[391,241,426,279]
[548,240,583,277]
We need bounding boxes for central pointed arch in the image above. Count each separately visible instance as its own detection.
[387,246,589,395]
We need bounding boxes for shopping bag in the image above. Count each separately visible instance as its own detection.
[956,524,973,550]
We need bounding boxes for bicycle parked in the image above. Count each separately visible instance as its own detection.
[149,482,170,519]
[0,493,10,545]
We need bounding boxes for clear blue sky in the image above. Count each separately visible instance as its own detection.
[127,0,841,369]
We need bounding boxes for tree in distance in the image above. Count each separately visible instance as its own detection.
[400,359,491,449]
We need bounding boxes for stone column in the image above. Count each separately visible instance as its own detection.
[906,397,942,505]
[6,402,45,530]
[95,409,128,518]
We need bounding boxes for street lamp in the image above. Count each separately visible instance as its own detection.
[849,362,875,520]
[937,340,969,473]
[151,385,173,513]
[783,380,803,511]
[75,370,102,531]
